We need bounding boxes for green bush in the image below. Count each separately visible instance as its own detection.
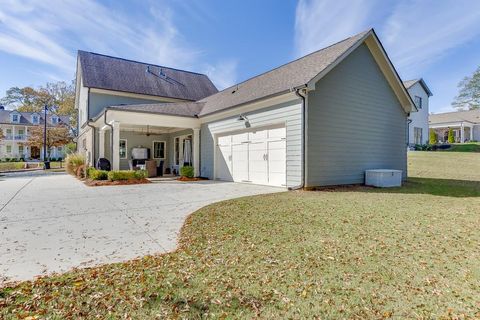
[134,170,148,179]
[14,162,25,170]
[448,128,455,143]
[180,165,194,178]
[87,167,109,180]
[107,170,138,181]
[65,152,85,175]
[429,129,437,145]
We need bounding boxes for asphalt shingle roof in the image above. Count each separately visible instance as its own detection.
[78,51,218,101]
[0,110,69,126]
[429,109,480,124]
[108,102,204,118]
[197,30,370,116]
[403,79,433,97]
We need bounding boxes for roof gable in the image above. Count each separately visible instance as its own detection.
[403,78,433,97]
[77,51,218,101]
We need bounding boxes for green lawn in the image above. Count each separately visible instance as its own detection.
[1,152,480,319]
[442,142,480,153]
[0,161,64,172]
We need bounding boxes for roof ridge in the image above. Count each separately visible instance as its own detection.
[78,50,209,77]
[198,29,371,101]
[431,109,480,115]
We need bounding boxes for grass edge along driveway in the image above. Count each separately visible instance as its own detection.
[1,151,480,319]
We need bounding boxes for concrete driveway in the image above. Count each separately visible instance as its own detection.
[0,172,282,284]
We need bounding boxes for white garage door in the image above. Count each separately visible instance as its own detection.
[215,126,286,187]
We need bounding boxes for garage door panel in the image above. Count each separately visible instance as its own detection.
[232,133,248,143]
[248,141,267,184]
[216,145,232,181]
[268,140,286,186]
[249,130,267,141]
[268,127,286,139]
[232,144,249,182]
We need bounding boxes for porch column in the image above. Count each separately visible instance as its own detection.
[460,122,465,143]
[112,121,120,170]
[470,125,474,141]
[98,128,105,159]
[193,128,200,177]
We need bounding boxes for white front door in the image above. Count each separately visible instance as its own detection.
[215,126,286,187]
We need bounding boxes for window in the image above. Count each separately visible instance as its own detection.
[32,115,39,124]
[414,96,422,109]
[6,145,11,153]
[414,127,423,145]
[18,129,24,139]
[153,141,166,159]
[11,114,19,123]
[119,139,127,159]
[51,116,58,124]
[57,146,62,152]
[18,145,24,155]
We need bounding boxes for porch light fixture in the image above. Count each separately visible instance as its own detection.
[237,114,251,128]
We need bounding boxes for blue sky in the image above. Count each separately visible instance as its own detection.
[0,0,479,113]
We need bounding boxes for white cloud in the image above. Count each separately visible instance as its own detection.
[294,0,379,57]
[0,0,235,85]
[203,60,238,90]
[382,0,480,73]
[294,0,480,73]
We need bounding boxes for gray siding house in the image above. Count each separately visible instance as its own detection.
[76,29,415,188]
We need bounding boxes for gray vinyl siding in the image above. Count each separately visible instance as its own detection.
[306,43,407,187]
[200,100,302,187]
[473,125,480,141]
[88,92,166,119]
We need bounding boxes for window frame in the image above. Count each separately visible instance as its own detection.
[414,96,422,109]
[51,116,58,124]
[414,127,423,145]
[6,145,12,153]
[32,115,39,124]
[152,140,166,159]
[18,145,24,155]
[11,114,19,123]
[119,139,127,159]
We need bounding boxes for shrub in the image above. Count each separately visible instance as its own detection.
[107,170,137,181]
[429,129,437,145]
[134,170,148,179]
[448,128,455,143]
[87,168,109,180]
[65,152,85,175]
[14,162,25,170]
[180,165,194,178]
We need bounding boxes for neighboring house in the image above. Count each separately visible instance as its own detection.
[76,28,415,188]
[429,109,480,143]
[0,107,69,160]
[403,79,432,145]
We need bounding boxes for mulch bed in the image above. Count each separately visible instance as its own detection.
[84,178,151,187]
[176,176,208,182]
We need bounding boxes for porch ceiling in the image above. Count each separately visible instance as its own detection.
[119,124,179,134]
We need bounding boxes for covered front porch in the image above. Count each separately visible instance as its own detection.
[430,121,474,143]
[89,109,201,176]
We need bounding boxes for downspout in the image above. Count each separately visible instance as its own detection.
[103,108,114,163]
[86,119,96,167]
[289,85,307,190]
[407,116,412,147]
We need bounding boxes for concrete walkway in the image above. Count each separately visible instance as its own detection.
[0,172,282,284]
